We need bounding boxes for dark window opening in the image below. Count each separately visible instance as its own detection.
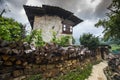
[62,24,73,34]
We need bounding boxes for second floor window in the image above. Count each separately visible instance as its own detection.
[62,24,72,34]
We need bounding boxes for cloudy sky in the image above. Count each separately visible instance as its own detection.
[0,0,112,41]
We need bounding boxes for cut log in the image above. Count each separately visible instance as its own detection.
[0,40,9,47]
[16,60,22,65]
[4,61,13,66]
[43,68,59,78]
[0,73,11,80]
[13,70,23,77]
[2,55,10,61]
[12,49,20,55]
[24,69,33,75]
[9,56,16,62]
[0,47,11,54]
[22,62,28,67]
[9,42,17,48]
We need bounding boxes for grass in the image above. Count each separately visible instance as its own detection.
[53,64,92,80]
[26,74,42,80]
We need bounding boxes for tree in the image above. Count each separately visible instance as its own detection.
[0,16,23,41]
[95,0,120,42]
[80,33,100,50]
[72,37,75,44]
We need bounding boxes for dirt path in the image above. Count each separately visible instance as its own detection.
[85,61,108,80]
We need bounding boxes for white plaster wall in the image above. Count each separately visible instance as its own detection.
[33,15,72,44]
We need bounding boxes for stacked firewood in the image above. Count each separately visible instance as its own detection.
[108,54,120,80]
[104,54,120,80]
[0,39,100,79]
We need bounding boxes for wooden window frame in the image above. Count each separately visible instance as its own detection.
[62,24,72,34]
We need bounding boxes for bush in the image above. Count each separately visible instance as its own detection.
[0,16,23,41]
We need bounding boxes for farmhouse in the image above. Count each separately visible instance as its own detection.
[24,5,83,44]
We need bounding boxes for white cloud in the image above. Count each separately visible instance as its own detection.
[26,0,42,6]
[73,19,104,39]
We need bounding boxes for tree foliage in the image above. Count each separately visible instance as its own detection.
[80,33,100,50]
[0,16,23,41]
[72,37,75,44]
[95,0,120,42]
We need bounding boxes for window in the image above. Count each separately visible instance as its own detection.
[70,26,73,32]
[62,24,72,34]
[63,25,66,31]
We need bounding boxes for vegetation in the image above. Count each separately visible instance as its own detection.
[95,0,120,43]
[56,64,92,80]
[26,74,42,80]
[0,16,23,41]
[61,60,101,80]
[79,33,100,50]
[111,44,120,51]
[72,37,75,44]
[25,29,45,47]
[51,31,70,46]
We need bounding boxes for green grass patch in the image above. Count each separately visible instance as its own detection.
[111,44,120,51]
[26,74,42,80]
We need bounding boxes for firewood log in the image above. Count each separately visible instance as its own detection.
[22,62,28,67]
[4,61,13,66]
[2,55,10,61]
[9,42,17,48]
[16,60,22,65]
[0,40,9,47]
[0,47,11,54]
[9,56,16,62]
[12,49,20,55]
[12,70,23,77]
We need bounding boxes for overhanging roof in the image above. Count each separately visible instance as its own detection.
[23,5,83,29]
